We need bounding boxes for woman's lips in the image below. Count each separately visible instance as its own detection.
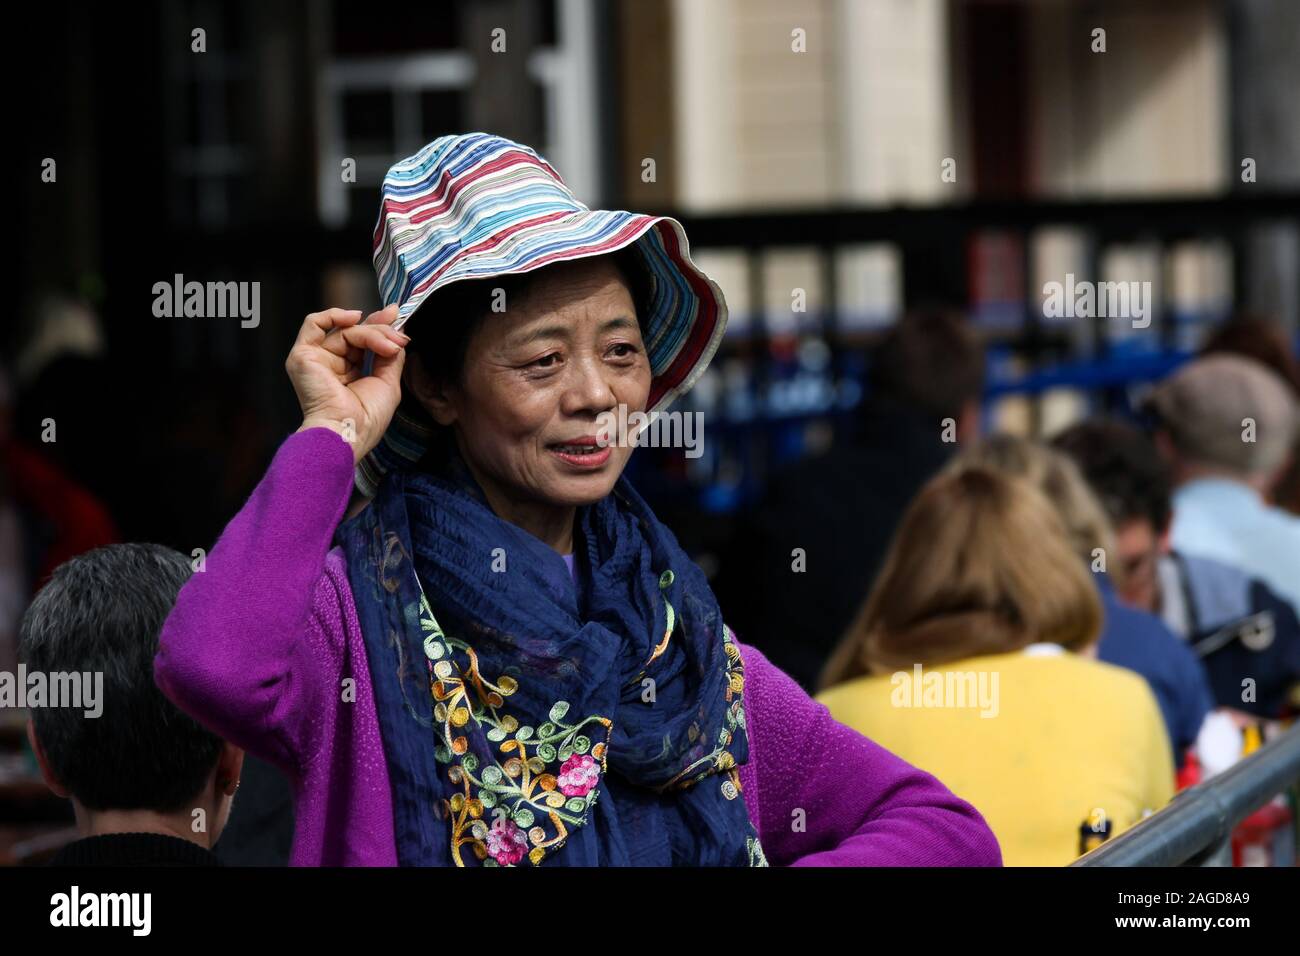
[548,439,612,469]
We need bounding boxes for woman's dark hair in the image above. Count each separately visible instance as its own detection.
[407,245,654,390]
[19,543,224,812]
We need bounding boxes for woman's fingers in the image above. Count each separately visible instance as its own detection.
[319,325,406,366]
[309,307,364,327]
[368,303,401,327]
[371,334,406,381]
[297,305,401,353]
[297,308,363,348]
[339,323,409,357]
[317,349,351,377]
[290,306,407,401]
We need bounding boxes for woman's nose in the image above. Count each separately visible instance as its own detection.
[560,354,617,416]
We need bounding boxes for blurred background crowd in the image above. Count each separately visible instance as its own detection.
[4,0,1298,865]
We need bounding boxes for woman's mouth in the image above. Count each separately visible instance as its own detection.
[548,437,612,469]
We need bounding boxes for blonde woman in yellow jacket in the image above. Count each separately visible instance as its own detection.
[817,464,1173,866]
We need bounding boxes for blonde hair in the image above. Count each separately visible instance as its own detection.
[819,464,1103,690]
[947,434,1118,573]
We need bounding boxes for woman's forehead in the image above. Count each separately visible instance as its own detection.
[517,255,633,304]
[485,261,640,342]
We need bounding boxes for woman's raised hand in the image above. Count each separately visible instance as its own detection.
[288,304,408,464]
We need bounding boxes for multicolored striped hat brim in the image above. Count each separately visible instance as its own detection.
[355,132,728,497]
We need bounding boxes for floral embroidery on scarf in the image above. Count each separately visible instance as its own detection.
[413,575,767,867]
[416,592,613,866]
[662,623,748,792]
[343,461,770,866]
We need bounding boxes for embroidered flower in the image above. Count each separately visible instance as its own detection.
[413,575,758,866]
[486,817,529,866]
[557,753,600,797]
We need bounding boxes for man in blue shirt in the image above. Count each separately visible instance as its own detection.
[1091,570,1214,762]
[1055,417,1300,717]
[1147,355,1300,612]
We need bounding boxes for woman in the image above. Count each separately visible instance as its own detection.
[155,132,999,867]
[816,464,1173,865]
[954,435,1213,764]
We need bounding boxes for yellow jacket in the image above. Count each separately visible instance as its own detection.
[817,648,1174,866]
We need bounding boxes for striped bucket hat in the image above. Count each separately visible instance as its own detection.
[356,131,728,496]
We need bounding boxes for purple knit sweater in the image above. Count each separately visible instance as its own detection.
[155,427,1000,867]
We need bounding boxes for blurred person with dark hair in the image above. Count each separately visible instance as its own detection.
[1200,312,1300,392]
[1200,313,1300,516]
[1147,355,1300,612]
[953,435,1213,764]
[0,361,118,672]
[12,294,122,532]
[20,543,243,866]
[715,308,987,690]
[817,466,1172,866]
[1054,419,1300,717]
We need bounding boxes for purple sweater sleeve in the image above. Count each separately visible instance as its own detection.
[738,642,1002,866]
[154,427,356,776]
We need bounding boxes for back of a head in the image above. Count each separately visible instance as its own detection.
[867,308,987,423]
[1051,419,1173,534]
[820,464,1102,688]
[1147,354,1299,478]
[18,543,222,813]
[948,433,1117,563]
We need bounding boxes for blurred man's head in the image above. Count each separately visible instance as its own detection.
[1053,420,1172,612]
[19,543,242,846]
[866,308,987,443]
[1200,314,1300,515]
[1146,355,1298,495]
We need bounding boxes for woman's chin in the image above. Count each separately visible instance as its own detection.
[548,473,621,507]
[535,466,623,507]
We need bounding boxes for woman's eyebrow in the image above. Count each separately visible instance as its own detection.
[512,316,638,348]
[515,323,572,346]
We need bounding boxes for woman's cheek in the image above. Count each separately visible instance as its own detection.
[488,395,558,459]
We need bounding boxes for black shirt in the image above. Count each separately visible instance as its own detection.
[48,832,221,867]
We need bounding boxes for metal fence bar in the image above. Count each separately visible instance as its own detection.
[1075,722,1300,866]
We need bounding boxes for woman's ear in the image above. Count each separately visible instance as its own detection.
[404,351,460,427]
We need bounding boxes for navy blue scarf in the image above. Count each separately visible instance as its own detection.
[334,453,766,867]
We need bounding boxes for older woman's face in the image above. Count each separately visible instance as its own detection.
[434,256,652,510]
